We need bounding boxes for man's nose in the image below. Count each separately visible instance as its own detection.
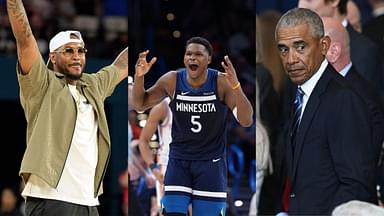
[72,51,81,59]
[287,51,298,64]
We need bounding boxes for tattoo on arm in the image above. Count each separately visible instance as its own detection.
[7,0,32,42]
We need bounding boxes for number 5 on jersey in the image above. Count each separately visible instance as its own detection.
[191,115,202,133]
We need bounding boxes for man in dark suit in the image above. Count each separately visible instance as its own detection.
[363,0,384,56]
[276,8,377,215]
[299,0,384,98]
[323,16,384,205]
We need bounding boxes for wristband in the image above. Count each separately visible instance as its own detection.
[149,163,159,170]
[231,82,241,90]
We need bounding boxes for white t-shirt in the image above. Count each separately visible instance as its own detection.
[22,84,99,206]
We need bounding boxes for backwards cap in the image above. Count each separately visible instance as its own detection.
[49,30,84,52]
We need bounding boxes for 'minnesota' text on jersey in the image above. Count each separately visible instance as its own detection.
[169,68,228,160]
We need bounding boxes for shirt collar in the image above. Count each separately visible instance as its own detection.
[339,62,353,77]
[53,71,89,87]
[299,59,328,98]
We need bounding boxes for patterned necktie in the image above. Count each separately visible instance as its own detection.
[292,87,304,137]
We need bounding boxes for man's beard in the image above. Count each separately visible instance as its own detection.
[57,64,83,80]
[64,71,82,80]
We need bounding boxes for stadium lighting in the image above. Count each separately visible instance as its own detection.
[166,13,175,21]
[172,30,181,38]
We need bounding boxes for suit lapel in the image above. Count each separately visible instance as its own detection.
[291,65,334,184]
[291,91,320,182]
[287,115,295,175]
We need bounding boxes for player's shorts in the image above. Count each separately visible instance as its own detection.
[162,156,227,216]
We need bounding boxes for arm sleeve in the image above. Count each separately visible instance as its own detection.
[328,90,376,206]
[90,65,121,99]
[17,55,49,101]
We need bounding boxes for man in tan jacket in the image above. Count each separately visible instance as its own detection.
[7,0,127,215]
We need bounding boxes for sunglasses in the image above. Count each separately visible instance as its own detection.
[55,47,88,57]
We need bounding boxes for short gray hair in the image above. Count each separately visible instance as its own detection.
[276,8,324,40]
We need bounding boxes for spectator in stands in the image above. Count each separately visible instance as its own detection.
[138,98,172,213]
[363,0,384,56]
[298,0,384,97]
[322,16,384,205]
[254,14,280,215]
[119,168,128,216]
[252,78,271,216]
[0,187,22,216]
[258,10,285,94]
[128,84,145,216]
[347,0,362,32]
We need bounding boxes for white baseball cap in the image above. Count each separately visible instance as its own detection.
[49,30,84,52]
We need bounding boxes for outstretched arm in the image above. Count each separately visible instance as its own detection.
[221,55,253,127]
[7,0,39,74]
[112,47,128,83]
[132,50,171,111]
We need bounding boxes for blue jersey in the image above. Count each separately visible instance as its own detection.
[169,68,228,160]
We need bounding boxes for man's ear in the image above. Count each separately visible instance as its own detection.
[327,43,341,63]
[332,42,341,60]
[208,56,212,64]
[49,52,56,64]
[320,35,331,56]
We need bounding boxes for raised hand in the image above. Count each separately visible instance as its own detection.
[135,50,157,77]
[113,47,128,82]
[221,55,240,89]
[7,0,39,74]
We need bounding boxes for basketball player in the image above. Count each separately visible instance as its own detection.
[139,98,172,213]
[132,37,253,216]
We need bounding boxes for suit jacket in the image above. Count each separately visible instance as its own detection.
[286,64,377,215]
[345,67,384,161]
[346,24,384,97]
[273,78,298,214]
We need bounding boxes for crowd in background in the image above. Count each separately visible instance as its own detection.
[0,0,127,58]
